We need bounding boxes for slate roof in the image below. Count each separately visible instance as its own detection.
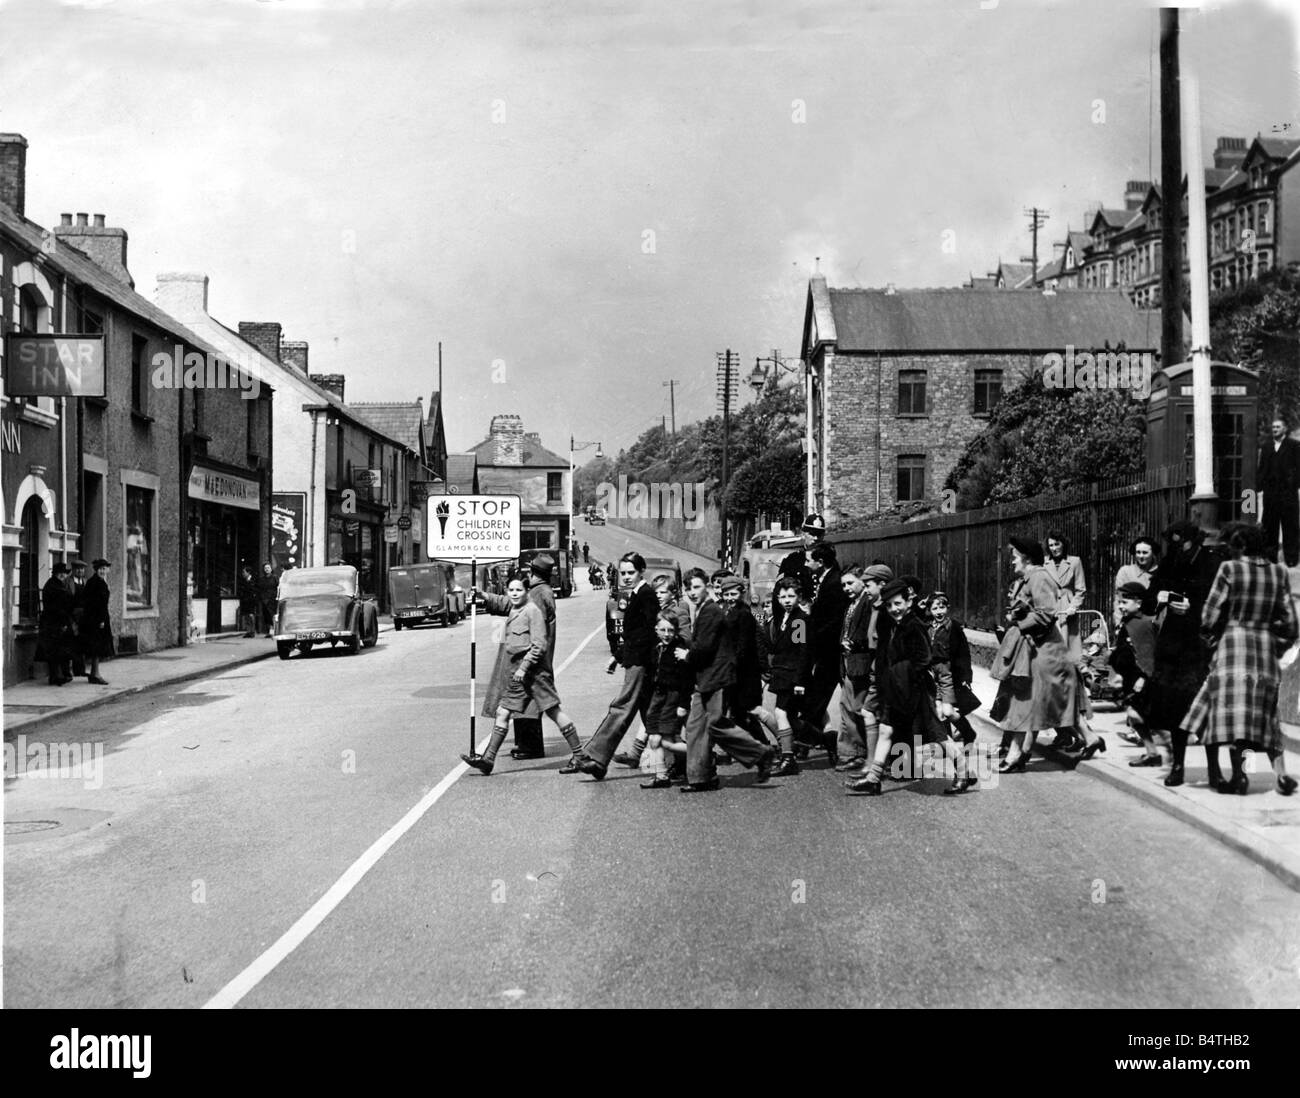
[442,453,478,493]
[469,434,570,468]
[1255,136,1300,161]
[347,401,424,452]
[824,287,1159,353]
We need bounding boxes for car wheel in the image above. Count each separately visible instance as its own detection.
[277,642,292,660]
[346,627,360,654]
[394,619,402,631]
[364,615,378,648]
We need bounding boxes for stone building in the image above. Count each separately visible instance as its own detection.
[469,415,569,550]
[800,276,1160,524]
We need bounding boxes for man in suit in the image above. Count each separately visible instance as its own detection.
[838,563,894,770]
[507,555,558,760]
[39,563,74,685]
[677,571,777,792]
[1259,415,1300,568]
[777,512,825,602]
[804,542,847,764]
[573,552,660,779]
[66,559,89,678]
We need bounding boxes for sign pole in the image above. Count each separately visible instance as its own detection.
[470,557,477,756]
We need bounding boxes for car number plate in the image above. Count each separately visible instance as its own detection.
[296,630,328,640]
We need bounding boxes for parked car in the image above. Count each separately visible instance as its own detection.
[642,555,682,592]
[518,547,574,598]
[748,528,796,549]
[389,562,462,630]
[274,565,379,659]
[740,534,804,615]
[588,508,606,525]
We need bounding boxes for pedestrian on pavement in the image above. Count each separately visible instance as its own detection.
[1045,532,1087,662]
[1145,520,1223,788]
[1258,415,1300,568]
[479,555,557,761]
[989,537,1086,772]
[38,563,74,686]
[237,564,259,637]
[572,552,660,779]
[778,512,825,602]
[804,543,847,765]
[80,559,114,685]
[927,591,980,746]
[757,576,815,777]
[1113,536,1159,626]
[639,612,694,789]
[66,560,89,678]
[846,578,964,795]
[675,571,777,792]
[582,541,590,564]
[461,577,582,775]
[1110,581,1160,767]
[1181,521,1299,796]
[258,562,279,637]
[835,564,876,771]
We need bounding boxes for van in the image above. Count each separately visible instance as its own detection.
[388,563,462,630]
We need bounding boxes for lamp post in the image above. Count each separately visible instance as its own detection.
[569,435,602,544]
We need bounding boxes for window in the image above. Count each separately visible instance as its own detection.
[125,484,155,610]
[131,334,148,414]
[973,369,1002,415]
[1258,201,1270,236]
[547,471,563,504]
[897,369,927,415]
[18,497,43,622]
[897,455,926,502]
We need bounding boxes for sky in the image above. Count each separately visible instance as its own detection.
[1,0,1297,460]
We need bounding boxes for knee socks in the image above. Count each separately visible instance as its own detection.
[483,724,509,764]
[557,722,582,754]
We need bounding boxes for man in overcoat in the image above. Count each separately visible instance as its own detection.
[1259,415,1300,567]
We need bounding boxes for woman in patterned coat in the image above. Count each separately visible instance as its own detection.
[1181,522,1298,796]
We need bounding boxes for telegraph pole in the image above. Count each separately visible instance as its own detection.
[1159,7,1185,378]
[716,350,738,566]
[1022,207,1050,286]
[662,379,677,439]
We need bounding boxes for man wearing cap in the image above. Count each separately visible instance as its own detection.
[803,543,847,763]
[81,559,114,684]
[840,563,894,769]
[779,513,825,602]
[479,554,557,760]
[66,560,89,678]
[39,563,75,685]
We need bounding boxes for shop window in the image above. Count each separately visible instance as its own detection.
[973,369,1003,415]
[547,472,562,503]
[18,497,43,622]
[897,369,927,416]
[897,455,926,502]
[125,485,155,610]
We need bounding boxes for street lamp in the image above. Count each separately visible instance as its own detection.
[569,435,603,545]
[749,349,806,396]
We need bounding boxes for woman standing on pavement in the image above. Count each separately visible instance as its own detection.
[1181,522,1299,796]
[1145,521,1223,789]
[989,537,1090,772]
[461,577,583,775]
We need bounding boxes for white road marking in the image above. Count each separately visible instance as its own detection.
[203,622,606,1009]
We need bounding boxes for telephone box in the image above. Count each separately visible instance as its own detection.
[1146,360,1259,521]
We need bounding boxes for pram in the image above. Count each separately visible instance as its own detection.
[1077,609,1125,706]
[588,563,606,589]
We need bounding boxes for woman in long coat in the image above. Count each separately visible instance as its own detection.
[80,559,114,684]
[1144,520,1222,788]
[991,537,1088,771]
[1181,522,1299,795]
[462,577,582,775]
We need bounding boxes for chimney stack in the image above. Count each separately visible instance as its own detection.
[54,211,133,287]
[155,272,209,321]
[281,341,309,373]
[1124,180,1151,210]
[238,322,283,362]
[311,373,345,402]
[0,134,28,215]
[1213,136,1247,171]
[489,414,526,465]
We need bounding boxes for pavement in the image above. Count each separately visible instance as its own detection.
[965,628,1300,891]
[2,618,397,734]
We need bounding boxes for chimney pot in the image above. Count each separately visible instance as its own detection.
[61,212,72,226]
[76,212,88,226]
[93,213,105,228]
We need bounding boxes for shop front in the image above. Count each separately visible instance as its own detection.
[187,464,263,636]
[327,512,382,602]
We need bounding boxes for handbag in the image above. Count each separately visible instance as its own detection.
[989,691,1010,722]
[956,682,981,715]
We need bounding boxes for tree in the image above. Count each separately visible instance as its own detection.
[1210,266,1300,438]
[724,441,803,525]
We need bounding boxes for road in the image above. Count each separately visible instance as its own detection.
[6,521,1298,1008]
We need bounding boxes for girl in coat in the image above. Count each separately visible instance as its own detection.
[990,537,1089,772]
[846,579,964,795]
[462,578,581,775]
[1181,522,1299,795]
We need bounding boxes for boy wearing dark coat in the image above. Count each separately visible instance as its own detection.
[1111,580,1160,766]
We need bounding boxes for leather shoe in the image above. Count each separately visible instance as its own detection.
[835,755,868,772]
[613,751,642,768]
[87,675,109,685]
[1277,774,1298,796]
[558,755,585,775]
[1128,753,1162,767]
[942,776,978,795]
[1163,764,1185,787]
[640,777,674,789]
[460,752,493,775]
[679,778,720,793]
[755,746,778,784]
[509,748,544,760]
[770,754,800,777]
[576,757,607,780]
[793,744,810,760]
[845,775,882,795]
